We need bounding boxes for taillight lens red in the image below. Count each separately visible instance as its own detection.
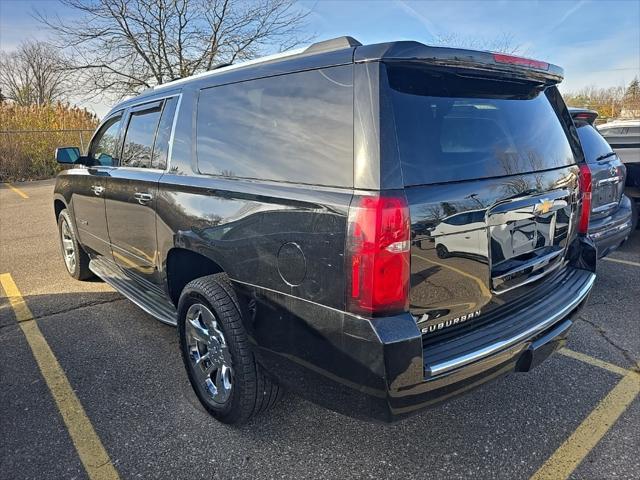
[346,194,410,316]
[493,53,549,71]
[578,164,592,234]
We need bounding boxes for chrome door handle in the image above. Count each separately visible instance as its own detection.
[134,192,153,204]
[91,185,104,196]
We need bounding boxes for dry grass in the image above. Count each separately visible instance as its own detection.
[0,103,98,181]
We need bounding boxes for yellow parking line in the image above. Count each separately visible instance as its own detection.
[558,348,631,377]
[4,183,29,199]
[0,273,120,480]
[530,369,640,480]
[602,257,640,268]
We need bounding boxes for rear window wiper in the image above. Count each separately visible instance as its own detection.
[594,151,616,162]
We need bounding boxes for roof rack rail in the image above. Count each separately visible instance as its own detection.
[304,36,361,54]
[149,36,360,92]
[151,47,306,91]
[212,62,233,70]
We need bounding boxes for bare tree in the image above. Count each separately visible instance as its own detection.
[433,32,525,55]
[37,0,311,100]
[0,41,69,106]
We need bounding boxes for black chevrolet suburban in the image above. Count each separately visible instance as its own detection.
[53,37,597,424]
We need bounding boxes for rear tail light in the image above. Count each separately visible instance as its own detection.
[578,164,592,234]
[493,53,549,71]
[346,193,410,316]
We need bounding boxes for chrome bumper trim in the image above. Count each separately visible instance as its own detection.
[426,272,595,377]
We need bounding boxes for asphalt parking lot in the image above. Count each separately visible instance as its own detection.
[1,179,639,480]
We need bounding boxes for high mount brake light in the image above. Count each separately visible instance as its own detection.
[573,112,597,124]
[578,164,592,234]
[346,194,410,316]
[493,53,549,71]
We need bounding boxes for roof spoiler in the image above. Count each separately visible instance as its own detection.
[355,42,564,85]
[568,108,598,125]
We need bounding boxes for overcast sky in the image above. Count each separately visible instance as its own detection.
[1,0,638,118]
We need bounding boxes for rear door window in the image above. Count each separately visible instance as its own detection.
[196,66,353,187]
[386,65,577,185]
[151,97,179,170]
[121,104,162,168]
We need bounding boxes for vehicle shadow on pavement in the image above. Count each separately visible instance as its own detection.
[1,286,636,480]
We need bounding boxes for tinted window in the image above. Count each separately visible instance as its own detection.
[89,116,121,166]
[121,106,161,168]
[151,97,178,170]
[628,126,640,135]
[576,124,614,163]
[386,65,576,185]
[443,213,469,226]
[196,66,353,186]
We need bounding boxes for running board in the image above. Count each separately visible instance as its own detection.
[89,256,178,326]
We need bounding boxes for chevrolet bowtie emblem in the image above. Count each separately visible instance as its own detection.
[534,199,554,215]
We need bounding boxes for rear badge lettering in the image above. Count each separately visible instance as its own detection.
[421,310,482,334]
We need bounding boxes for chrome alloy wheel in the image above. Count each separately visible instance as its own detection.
[60,218,76,274]
[185,303,233,405]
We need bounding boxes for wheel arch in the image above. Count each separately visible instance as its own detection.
[53,196,67,220]
[165,247,226,306]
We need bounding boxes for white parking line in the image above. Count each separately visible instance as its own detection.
[602,257,640,268]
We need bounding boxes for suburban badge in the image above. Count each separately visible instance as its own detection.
[421,310,482,334]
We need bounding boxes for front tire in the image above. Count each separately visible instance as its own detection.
[178,273,281,424]
[57,209,93,280]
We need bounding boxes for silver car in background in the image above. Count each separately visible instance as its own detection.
[598,118,640,232]
[598,119,640,165]
[570,108,634,256]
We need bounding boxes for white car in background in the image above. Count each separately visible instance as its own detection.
[598,119,640,165]
[598,119,640,231]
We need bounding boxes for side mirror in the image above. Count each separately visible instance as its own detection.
[55,147,81,164]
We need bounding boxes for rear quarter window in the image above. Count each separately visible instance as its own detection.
[385,65,577,185]
[196,66,353,187]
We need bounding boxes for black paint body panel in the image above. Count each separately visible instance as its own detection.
[53,39,598,422]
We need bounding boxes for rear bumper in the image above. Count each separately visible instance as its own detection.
[588,195,633,258]
[244,240,597,423]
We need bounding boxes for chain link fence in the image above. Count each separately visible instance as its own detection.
[0,129,94,181]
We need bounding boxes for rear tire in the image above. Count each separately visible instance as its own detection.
[57,209,93,280]
[178,273,281,424]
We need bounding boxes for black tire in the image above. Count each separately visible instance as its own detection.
[631,199,639,231]
[436,243,450,259]
[178,273,281,424]
[57,209,93,280]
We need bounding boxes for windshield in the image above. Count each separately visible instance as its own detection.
[386,64,577,185]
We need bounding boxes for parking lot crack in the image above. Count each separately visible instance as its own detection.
[30,297,127,322]
[576,315,640,372]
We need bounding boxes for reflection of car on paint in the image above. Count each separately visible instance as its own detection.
[429,209,486,259]
[569,109,635,254]
[52,36,597,425]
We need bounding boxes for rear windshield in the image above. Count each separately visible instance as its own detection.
[575,123,614,163]
[386,65,577,185]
